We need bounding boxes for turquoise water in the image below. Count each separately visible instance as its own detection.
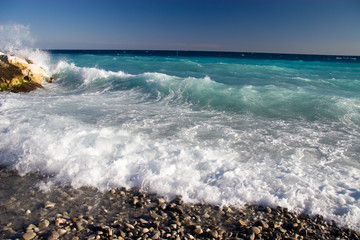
[1,50,359,229]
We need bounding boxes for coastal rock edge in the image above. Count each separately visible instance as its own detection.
[0,52,50,92]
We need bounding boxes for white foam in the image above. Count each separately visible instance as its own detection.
[53,61,133,85]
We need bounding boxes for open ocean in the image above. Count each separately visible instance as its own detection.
[0,50,359,229]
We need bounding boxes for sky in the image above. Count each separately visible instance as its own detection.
[0,0,360,55]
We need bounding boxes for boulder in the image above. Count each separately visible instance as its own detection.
[0,52,47,92]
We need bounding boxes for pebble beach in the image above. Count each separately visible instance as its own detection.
[0,167,359,240]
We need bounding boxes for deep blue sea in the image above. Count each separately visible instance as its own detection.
[1,50,359,229]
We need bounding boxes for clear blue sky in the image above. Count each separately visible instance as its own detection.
[1,0,359,55]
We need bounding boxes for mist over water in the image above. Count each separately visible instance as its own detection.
[1,49,360,230]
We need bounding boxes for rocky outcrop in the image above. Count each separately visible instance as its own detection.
[0,52,49,92]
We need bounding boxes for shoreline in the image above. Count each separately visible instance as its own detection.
[0,168,359,239]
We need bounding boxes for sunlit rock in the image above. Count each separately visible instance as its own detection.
[0,52,47,92]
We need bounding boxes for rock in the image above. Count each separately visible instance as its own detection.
[238,220,247,227]
[2,226,16,235]
[0,52,48,92]
[26,224,36,231]
[45,201,55,208]
[76,221,84,230]
[252,226,261,234]
[157,198,166,204]
[266,206,272,213]
[211,230,219,238]
[125,223,135,230]
[38,219,50,229]
[248,232,255,240]
[139,218,148,224]
[57,228,67,235]
[255,220,269,229]
[22,232,36,240]
[194,225,203,235]
[48,231,60,240]
[152,230,161,239]
[55,218,66,227]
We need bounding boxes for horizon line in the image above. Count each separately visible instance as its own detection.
[42,49,360,58]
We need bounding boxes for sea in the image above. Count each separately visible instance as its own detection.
[0,49,359,230]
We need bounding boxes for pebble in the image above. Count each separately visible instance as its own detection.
[194,225,203,235]
[76,221,84,230]
[238,219,247,227]
[22,232,36,240]
[45,201,56,208]
[2,226,16,235]
[139,218,148,224]
[157,198,166,204]
[57,228,67,235]
[252,226,261,234]
[55,218,66,227]
[38,219,49,229]
[256,220,269,228]
[125,223,135,230]
[49,231,60,240]
[211,230,219,238]
[0,179,358,240]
